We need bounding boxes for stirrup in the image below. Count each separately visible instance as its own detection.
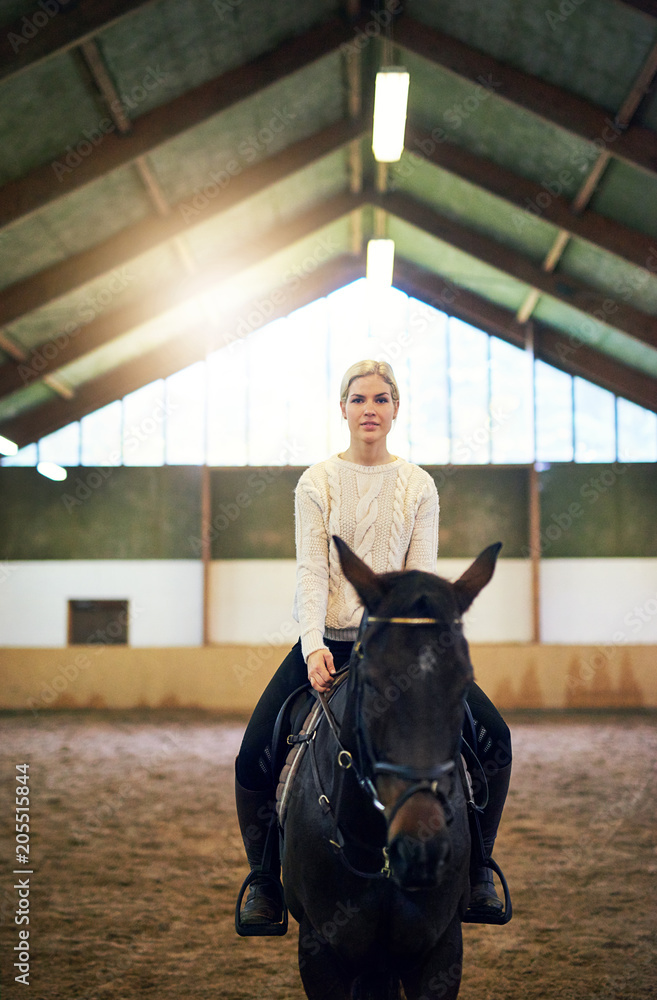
[235,869,288,937]
[462,858,512,925]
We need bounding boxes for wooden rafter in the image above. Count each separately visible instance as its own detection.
[375,192,657,350]
[395,14,657,179]
[0,15,356,230]
[393,258,657,413]
[0,191,366,399]
[405,123,657,273]
[0,256,365,448]
[0,117,367,332]
[0,0,156,83]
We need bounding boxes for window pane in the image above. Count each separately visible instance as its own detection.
[247,319,291,465]
[286,298,329,467]
[535,360,573,462]
[38,422,80,466]
[122,380,166,466]
[207,345,247,465]
[408,299,449,465]
[490,338,534,463]
[369,287,411,458]
[165,362,206,465]
[574,377,616,462]
[449,318,490,464]
[81,401,122,466]
[617,397,657,462]
[327,280,375,455]
[1,443,37,466]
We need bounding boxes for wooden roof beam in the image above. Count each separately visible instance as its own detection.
[375,191,657,350]
[0,15,357,229]
[0,0,156,83]
[405,123,657,274]
[0,256,365,448]
[0,192,366,398]
[393,258,657,413]
[0,116,367,331]
[395,14,657,179]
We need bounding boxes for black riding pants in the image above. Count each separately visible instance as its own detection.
[236,638,512,791]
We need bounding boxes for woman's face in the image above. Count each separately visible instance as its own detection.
[340,374,399,445]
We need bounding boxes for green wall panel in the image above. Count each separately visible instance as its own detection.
[1,464,654,562]
[210,465,529,560]
[0,467,202,560]
[538,463,657,558]
[430,466,529,558]
[210,468,299,560]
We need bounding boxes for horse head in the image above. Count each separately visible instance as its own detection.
[333,535,501,891]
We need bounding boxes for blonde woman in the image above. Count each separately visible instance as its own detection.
[235,360,511,929]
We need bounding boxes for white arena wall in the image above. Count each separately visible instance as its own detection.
[1,558,656,711]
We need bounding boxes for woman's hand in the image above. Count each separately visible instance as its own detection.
[307,648,336,692]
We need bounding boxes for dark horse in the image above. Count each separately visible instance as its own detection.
[281,536,502,1000]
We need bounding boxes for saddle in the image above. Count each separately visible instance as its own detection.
[275,672,349,826]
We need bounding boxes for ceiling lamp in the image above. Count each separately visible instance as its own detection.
[0,434,18,456]
[372,67,410,162]
[37,461,67,482]
[367,238,395,286]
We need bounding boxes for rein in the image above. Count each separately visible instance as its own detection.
[314,612,462,879]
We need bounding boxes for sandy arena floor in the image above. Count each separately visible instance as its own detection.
[0,709,655,999]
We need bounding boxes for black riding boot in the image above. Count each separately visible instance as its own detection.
[234,769,283,927]
[467,762,511,918]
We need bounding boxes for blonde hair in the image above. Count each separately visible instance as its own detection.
[339,360,400,406]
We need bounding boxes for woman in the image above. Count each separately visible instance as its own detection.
[235,360,511,929]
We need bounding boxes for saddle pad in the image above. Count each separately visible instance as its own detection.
[275,672,349,827]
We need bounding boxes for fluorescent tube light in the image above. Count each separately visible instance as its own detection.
[367,239,395,286]
[0,434,18,456]
[37,462,67,482]
[372,68,410,162]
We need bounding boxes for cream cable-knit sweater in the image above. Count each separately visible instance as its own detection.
[293,454,439,662]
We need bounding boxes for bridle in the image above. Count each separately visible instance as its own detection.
[316,611,465,875]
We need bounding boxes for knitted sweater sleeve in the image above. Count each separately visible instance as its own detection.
[294,476,330,662]
[404,476,440,573]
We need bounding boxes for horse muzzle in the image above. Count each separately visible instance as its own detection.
[387,828,452,890]
[386,790,453,890]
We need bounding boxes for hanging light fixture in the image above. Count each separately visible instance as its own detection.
[37,461,67,482]
[366,238,395,286]
[372,67,410,162]
[0,434,18,456]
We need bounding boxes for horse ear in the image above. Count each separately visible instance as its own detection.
[453,542,502,613]
[332,535,384,610]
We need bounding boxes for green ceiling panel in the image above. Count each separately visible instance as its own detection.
[559,237,657,317]
[591,159,657,241]
[389,154,561,265]
[0,2,40,22]
[532,296,657,378]
[406,0,657,114]
[1,241,181,353]
[639,89,657,131]
[56,215,352,389]
[183,147,349,266]
[405,52,597,200]
[98,0,342,118]
[0,53,108,184]
[0,378,56,423]
[148,52,345,206]
[56,303,194,390]
[0,166,151,291]
[389,216,530,314]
